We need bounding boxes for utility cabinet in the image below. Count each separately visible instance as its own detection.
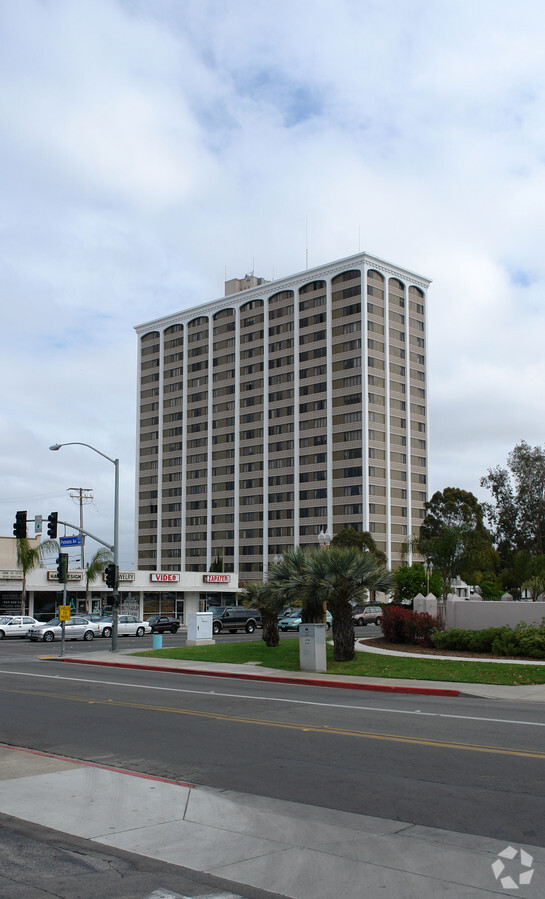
[186,611,214,645]
[299,623,327,672]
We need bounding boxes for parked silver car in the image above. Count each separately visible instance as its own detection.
[100,615,151,638]
[279,611,332,631]
[28,616,103,642]
[0,615,44,639]
[352,605,383,627]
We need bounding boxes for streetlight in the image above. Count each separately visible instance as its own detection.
[50,442,120,652]
[317,528,332,624]
[424,559,433,595]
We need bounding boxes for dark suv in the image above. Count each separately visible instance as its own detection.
[212,606,261,635]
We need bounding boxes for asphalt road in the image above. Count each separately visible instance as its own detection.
[0,812,275,899]
[1,643,545,848]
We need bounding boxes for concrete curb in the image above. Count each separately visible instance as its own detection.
[59,656,461,697]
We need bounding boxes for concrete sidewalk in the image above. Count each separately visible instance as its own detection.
[0,744,543,898]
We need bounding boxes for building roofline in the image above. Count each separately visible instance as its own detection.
[134,251,432,334]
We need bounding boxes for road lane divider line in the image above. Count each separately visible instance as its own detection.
[2,685,545,760]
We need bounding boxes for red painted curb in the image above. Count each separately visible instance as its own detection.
[0,742,193,788]
[59,657,460,697]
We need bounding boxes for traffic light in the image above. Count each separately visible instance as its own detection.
[13,511,27,539]
[47,512,58,539]
[56,553,68,583]
[105,563,117,589]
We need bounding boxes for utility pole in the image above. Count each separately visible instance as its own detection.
[68,487,93,569]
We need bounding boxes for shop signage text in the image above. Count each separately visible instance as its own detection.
[47,571,83,582]
[203,574,231,584]
[150,572,180,583]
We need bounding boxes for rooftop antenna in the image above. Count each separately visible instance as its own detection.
[358,225,361,253]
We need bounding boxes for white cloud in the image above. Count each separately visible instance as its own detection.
[2,0,545,563]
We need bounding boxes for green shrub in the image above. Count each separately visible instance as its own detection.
[431,627,505,653]
[432,619,545,659]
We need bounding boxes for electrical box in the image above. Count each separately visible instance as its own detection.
[186,612,214,645]
[299,623,327,672]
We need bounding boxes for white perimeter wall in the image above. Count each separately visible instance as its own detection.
[413,595,545,630]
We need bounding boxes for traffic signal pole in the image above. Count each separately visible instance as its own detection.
[112,457,119,652]
[49,443,120,653]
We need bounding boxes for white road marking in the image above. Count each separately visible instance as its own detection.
[0,667,544,729]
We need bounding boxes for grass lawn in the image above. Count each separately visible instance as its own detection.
[133,639,545,686]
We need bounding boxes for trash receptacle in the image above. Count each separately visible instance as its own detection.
[152,634,163,649]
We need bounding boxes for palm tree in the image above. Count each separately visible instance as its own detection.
[84,548,113,613]
[266,547,324,623]
[306,546,394,662]
[16,537,59,614]
[238,581,283,647]
[522,574,545,602]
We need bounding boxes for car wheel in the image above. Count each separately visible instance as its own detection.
[102,627,112,638]
[170,625,177,633]
[83,630,94,641]
[136,627,145,637]
[0,630,5,640]
[43,631,55,643]
[245,621,255,634]
[213,622,221,635]
[376,617,382,626]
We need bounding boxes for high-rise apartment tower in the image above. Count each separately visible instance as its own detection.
[135,252,430,577]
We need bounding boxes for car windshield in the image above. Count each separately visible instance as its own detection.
[43,618,60,626]
[284,612,301,619]
[0,616,12,624]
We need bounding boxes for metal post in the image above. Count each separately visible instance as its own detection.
[112,458,120,652]
[49,442,121,652]
[60,580,67,658]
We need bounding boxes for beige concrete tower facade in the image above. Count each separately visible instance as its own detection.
[135,252,430,578]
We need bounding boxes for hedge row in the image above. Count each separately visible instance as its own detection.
[431,620,545,659]
[381,610,545,659]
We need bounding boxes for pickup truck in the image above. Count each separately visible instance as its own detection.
[211,606,261,635]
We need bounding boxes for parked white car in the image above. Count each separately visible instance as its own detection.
[28,617,103,642]
[0,616,44,639]
[100,615,151,638]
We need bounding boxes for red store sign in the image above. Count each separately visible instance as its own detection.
[203,574,231,584]
[149,573,180,583]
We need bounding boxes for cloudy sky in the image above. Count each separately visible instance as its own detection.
[1,0,545,569]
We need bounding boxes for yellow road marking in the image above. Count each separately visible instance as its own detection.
[4,685,545,760]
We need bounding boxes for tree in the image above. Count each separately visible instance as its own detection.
[209,554,223,572]
[266,547,324,623]
[522,575,545,602]
[84,548,113,613]
[16,537,58,614]
[305,546,394,662]
[416,488,495,618]
[238,580,283,647]
[481,441,545,560]
[331,527,387,564]
[393,562,442,601]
